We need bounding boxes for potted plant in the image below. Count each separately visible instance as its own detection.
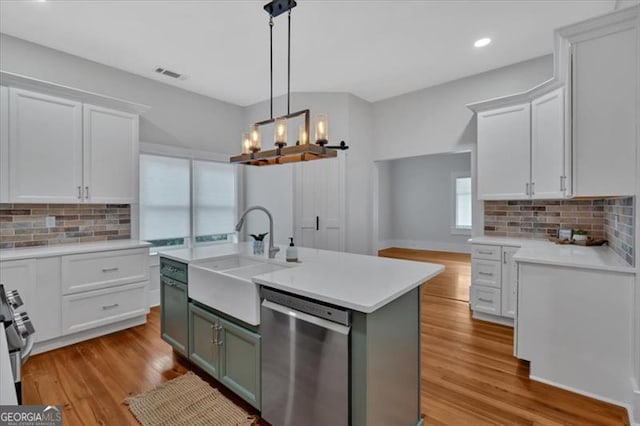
[250,232,269,255]
[572,229,588,241]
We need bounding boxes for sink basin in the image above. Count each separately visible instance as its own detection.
[188,256,290,325]
[193,255,264,271]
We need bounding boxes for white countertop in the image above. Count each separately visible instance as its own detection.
[470,237,635,274]
[0,330,17,405]
[0,240,151,261]
[160,243,444,313]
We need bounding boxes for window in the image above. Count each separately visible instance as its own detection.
[139,154,236,251]
[453,175,472,234]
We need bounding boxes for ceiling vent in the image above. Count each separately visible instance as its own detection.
[154,67,187,80]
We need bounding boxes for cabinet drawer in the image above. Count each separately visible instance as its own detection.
[160,257,188,284]
[62,281,147,335]
[470,285,502,316]
[471,244,501,261]
[62,248,149,295]
[471,259,501,288]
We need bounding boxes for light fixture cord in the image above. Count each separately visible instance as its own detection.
[269,14,274,120]
[287,9,291,115]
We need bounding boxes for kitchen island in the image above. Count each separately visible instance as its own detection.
[159,243,444,426]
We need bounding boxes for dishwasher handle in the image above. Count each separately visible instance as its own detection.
[262,299,350,335]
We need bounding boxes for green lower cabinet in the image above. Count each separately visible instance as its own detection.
[188,303,261,410]
[219,318,261,409]
[189,303,221,378]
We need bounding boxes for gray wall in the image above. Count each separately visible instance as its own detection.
[0,33,243,153]
[379,152,472,253]
[373,55,554,161]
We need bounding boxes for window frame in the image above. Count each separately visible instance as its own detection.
[451,172,472,236]
[138,144,240,254]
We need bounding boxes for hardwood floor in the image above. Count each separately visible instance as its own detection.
[22,248,629,425]
[22,309,262,425]
[381,248,629,425]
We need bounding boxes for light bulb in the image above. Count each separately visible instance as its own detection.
[315,114,329,145]
[242,133,251,154]
[274,118,287,146]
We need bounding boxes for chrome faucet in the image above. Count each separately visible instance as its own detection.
[235,206,280,259]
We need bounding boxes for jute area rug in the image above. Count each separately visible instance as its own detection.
[124,372,257,426]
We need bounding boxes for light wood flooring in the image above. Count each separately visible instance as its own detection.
[380,248,629,425]
[21,248,629,425]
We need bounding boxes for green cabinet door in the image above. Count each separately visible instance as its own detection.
[219,318,261,410]
[188,303,221,379]
[160,278,188,356]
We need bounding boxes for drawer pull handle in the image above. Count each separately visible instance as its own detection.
[478,298,493,304]
[478,272,494,277]
[102,303,119,310]
[102,267,119,273]
[477,251,493,255]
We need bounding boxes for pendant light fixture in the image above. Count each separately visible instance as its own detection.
[230,0,348,166]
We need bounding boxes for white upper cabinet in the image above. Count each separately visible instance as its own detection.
[531,88,567,199]
[83,104,138,203]
[476,89,568,201]
[569,22,637,196]
[5,85,141,204]
[9,88,83,203]
[477,103,531,200]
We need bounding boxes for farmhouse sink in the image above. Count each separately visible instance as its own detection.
[188,255,290,326]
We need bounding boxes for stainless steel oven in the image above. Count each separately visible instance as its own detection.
[0,284,35,404]
[261,287,351,426]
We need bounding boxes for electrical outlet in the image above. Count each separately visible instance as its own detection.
[45,216,56,228]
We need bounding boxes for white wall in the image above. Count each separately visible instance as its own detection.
[242,164,294,247]
[373,55,553,161]
[0,33,244,153]
[379,152,471,253]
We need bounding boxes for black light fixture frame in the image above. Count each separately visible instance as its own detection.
[230,0,348,166]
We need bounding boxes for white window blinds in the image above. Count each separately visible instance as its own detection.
[193,160,236,237]
[139,154,190,241]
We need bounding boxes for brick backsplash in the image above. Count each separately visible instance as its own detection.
[484,197,635,266]
[0,203,131,249]
[604,197,634,266]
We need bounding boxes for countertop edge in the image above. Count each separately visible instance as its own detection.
[253,264,444,313]
[0,240,152,261]
[513,254,636,274]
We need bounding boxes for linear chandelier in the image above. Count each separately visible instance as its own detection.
[230,0,348,166]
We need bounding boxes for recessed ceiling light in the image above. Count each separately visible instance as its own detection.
[474,38,492,48]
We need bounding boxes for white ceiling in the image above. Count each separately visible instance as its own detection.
[0,0,615,106]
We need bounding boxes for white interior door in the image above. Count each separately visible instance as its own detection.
[295,154,345,251]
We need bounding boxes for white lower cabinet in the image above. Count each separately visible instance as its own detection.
[0,245,149,353]
[62,281,147,335]
[470,243,518,324]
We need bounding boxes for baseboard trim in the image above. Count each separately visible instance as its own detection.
[530,374,633,423]
[472,311,514,327]
[32,315,147,355]
[377,239,471,254]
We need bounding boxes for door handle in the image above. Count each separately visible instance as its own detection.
[530,182,535,196]
[102,303,119,310]
[85,186,89,200]
[525,182,530,196]
[77,186,82,200]
[316,216,319,231]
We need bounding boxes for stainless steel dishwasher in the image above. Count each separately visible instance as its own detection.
[261,287,351,426]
